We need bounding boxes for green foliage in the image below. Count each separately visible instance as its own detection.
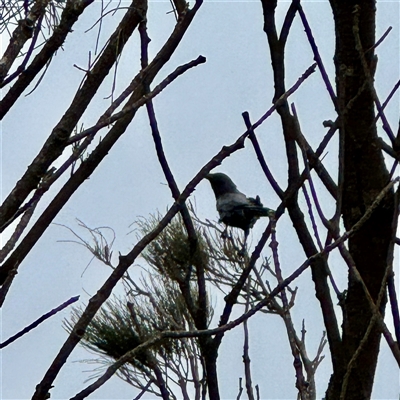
[64,210,244,393]
[68,299,149,367]
[136,212,211,282]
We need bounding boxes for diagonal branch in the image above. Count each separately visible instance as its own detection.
[31,54,315,400]
[353,5,395,143]
[0,0,145,230]
[296,2,337,109]
[70,180,400,399]
[0,296,79,349]
[0,55,206,287]
[0,0,96,118]
[0,0,51,83]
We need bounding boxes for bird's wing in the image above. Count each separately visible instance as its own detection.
[218,193,273,217]
[216,192,249,215]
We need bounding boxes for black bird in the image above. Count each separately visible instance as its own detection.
[205,172,273,242]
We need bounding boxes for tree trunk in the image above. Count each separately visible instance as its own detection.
[327,1,395,398]
[199,337,220,400]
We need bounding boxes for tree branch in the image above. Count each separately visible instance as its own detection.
[0,295,79,349]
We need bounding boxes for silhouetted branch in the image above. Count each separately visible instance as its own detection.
[0,199,37,263]
[353,6,395,143]
[0,0,96,118]
[133,381,153,400]
[236,377,244,400]
[366,26,392,53]
[243,279,255,400]
[0,0,50,83]
[386,184,400,344]
[0,11,43,87]
[339,263,392,400]
[69,181,400,399]
[0,295,79,349]
[0,0,145,230]
[0,10,208,291]
[296,2,337,109]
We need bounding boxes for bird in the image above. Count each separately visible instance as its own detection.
[205,172,274,246]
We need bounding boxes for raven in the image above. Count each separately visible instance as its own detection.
[205,172,273,242]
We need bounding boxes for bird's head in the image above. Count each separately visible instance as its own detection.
[205,173,239,198]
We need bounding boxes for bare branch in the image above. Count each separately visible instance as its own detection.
[243,279,255,400]
[0,295,79,349]
[0,0,144,231]
[0,0,96,118]
[353,5,395,143]
[0,0,51,83]
[296,3,337,109]
[68,179,400,399]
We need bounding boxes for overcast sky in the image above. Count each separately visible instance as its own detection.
[1,1,399,399]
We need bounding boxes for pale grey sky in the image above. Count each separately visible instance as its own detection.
[1,1,399,399]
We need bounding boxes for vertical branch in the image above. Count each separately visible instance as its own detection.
[338,258,393,400]
[269,216,310,399]
[387,272,400,344]
[138,16,220,400]
[243,278,255,400]
[353,6,395,144]
[260,0,342,372]
[236,377,244,400]
[386,184,400,343]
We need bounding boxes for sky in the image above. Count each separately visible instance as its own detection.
[1,0,400,399]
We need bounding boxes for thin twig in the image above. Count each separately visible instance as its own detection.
[270,216,310,399]
[353,6,395,143]
[366,26,392,53]
[386,184,400,343]
[0,55,206,234]
[0,296,79,349]
[243,278,255,400]
[236,377,243,400]
[296,3,337,109]
[66,56,206,145]
[69,178,400,399]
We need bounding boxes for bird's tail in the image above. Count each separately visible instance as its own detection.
[246,195,274,217]
[244,205,275,217]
